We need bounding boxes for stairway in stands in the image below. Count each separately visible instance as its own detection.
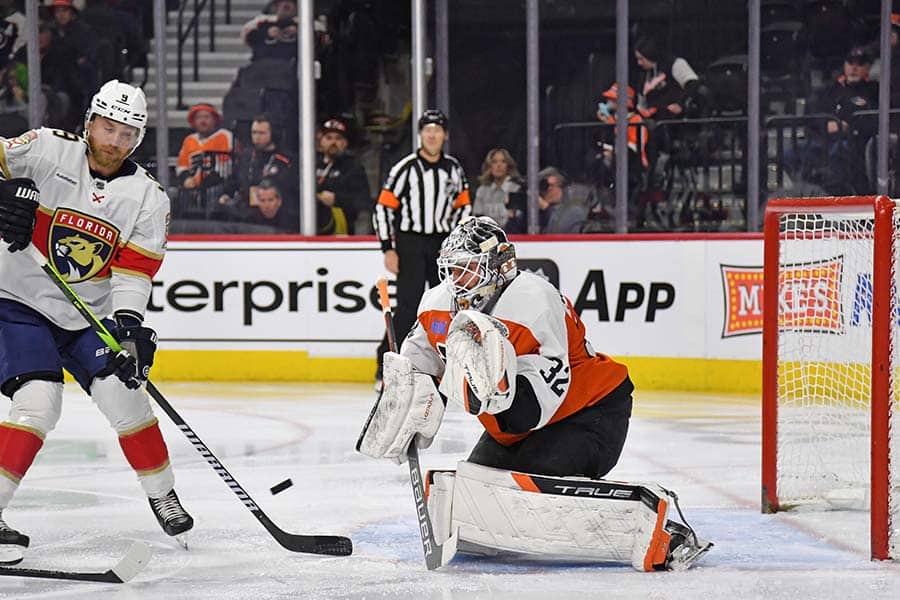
[144,1,259,127]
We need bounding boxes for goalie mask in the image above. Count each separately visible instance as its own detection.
[438,216,517,312]
[84,79,148,155]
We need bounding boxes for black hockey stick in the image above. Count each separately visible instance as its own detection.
[0,541,150,583]
[23,245,352,557]
[359,278,457,570]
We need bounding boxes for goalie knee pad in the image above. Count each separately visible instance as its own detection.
[425,470,456,546]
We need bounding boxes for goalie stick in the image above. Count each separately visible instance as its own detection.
[356,278,457,570]
[0,541,150,583]
[22,244,352,558]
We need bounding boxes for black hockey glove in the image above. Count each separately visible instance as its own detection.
[0,177,40,252]
[108,311,158,390]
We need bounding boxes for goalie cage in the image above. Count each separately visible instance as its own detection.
[762,195,900,561]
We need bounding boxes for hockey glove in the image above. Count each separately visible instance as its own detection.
[107,311,158,390]
[0,177,40,252]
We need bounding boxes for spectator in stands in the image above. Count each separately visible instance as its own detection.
[48,0,98,111]
[472,148,525,230]
[12,23,80,129]
[889,14,900,109]
[176,103,236,219]
[536,166,565,233]
[633,33,703,120]
[0,61,25,116]
[241,178,299,233]
[80,0,145,82]
[593,83,650,184]
[788,47,878,196]
[241,0,298,62]
[0,1,24,63]
[315,117,370,235]
[220,114,296,216]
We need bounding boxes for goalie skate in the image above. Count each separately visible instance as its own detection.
[149,490,194,549]
[664,521,713,571]
[0,511,29,565]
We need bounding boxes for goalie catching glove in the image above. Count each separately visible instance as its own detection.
[439,310,517,416]
[358,352,446,463]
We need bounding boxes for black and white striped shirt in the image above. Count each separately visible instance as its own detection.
[373,151,472,251]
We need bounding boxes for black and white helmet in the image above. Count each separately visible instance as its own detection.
[438,216,517,312]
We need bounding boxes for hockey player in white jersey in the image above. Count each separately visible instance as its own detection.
[0,80,192,563]
[359,216,711,570]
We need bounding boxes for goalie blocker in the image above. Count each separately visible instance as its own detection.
[427,461,712,571]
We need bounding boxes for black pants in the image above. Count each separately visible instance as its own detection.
[466,376,634,478]
[376,232,447,369]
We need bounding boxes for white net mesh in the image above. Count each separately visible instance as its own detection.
[773,205,900,558]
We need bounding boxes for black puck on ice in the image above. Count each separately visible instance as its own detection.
[270,478,293,495]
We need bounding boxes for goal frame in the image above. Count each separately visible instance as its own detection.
[761,195,893,561]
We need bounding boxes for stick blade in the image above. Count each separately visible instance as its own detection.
[108,542,152,583]
[280,534,353,556]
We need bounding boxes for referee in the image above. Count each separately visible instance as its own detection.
[372,109,472,388]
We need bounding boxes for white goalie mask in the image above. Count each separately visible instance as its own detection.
[84,80,148,155]
[438,216,517,312]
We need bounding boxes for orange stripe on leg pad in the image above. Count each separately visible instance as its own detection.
[0,423,44,480]
[118,421,170,474]
[643,498,672,571]
[511,472,541,493]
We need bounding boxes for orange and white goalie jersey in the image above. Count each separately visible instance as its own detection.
[401,271,629,446]
[0,128,169,329]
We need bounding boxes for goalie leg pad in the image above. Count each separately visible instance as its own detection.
[358,352,445,463]
[439,310,517,415]
[446,461,707,570]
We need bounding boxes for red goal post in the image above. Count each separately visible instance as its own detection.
[762,195,898,561]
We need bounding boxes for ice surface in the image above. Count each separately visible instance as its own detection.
[1,385,898,599]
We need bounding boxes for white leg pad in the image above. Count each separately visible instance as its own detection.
[90,375,155,433]
[447,461,675,570]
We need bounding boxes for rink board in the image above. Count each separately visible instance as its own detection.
[143,235,781,391]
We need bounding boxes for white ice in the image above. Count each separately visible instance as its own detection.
[1,384,899,599]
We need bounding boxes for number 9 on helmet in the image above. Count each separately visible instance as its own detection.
[84,79,148,155]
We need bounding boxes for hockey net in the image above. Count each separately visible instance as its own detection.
[762,196,900,560]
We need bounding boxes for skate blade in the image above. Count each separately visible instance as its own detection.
[0,545,24,566]
[669,540,713,571]
[174,533,189,550]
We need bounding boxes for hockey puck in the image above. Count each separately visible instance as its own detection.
[270,478,293,495]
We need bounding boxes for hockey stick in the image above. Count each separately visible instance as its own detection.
[0,541,150,583]
[22,244,352,557]
[362,278,457,570]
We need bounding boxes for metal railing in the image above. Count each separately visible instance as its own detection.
[176,0,233,109]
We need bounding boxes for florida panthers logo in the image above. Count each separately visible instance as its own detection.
[49,209,119,282]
